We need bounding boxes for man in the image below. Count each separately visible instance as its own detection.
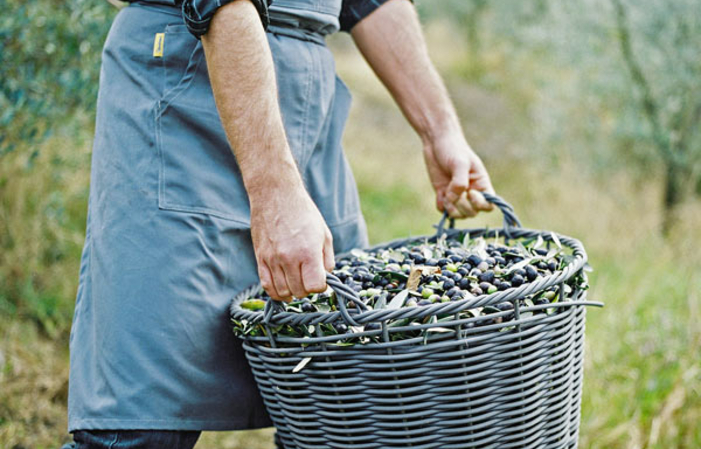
[64,0,495,447]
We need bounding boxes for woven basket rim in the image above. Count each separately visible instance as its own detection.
[230,224,589,332]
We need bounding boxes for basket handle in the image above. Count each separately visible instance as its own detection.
[263,272,369,327]
[434,192,522,238]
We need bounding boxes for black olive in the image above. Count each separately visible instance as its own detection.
[442,279,456,290]
[301,301,316,313]
[364,322,381,332]
[485,257,496,266]
[511,275,524,287]
[478,270,495,284]
[353,272,363,281]
[512,268,526,278]
[497,281,511,291]
[446,287,460,298]
[525,265,538,281]
[459,278,471,289]
[494,256,507,265]
[363,281,374,289]
[457,267,469,276]
[467,255,483,266]
[449,255,462,263]
[479,282,492,292]
[535,248,548,256]
[452,273,463,282]
[333,323,348,333]
[426,258,439,266]
[548,261,558,272]
[412,254,426,264]
[380,278,390,287]
[496,302,514,311]
[537,261,548,270]
[438,258,451,267]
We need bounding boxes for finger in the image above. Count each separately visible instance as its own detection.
[282,261,308,299]
[444,201,463,219]
[435,189,446,212]
[323,230,335,272]
[445,164,470,205]
[468,189,494,212]
[470,159,495,194]
[301,259,327,293]
[455,191,477,218]
[258,261,280,300]
[271,263,292,302]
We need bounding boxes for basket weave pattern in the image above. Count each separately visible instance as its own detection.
[231,195,597,449]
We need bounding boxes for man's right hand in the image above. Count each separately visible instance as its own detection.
[250,187,335,302]
[201,2,333,302]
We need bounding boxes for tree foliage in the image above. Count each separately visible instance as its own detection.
[0,0,117,154]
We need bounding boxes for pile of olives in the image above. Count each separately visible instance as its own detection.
[234,234,588,342]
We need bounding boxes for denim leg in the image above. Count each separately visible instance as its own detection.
[68,430,201,449]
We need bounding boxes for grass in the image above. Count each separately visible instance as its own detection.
[1,21,700,449]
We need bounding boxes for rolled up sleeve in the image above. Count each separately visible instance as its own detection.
[339,0,392,32]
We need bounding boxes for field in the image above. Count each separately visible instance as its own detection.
[1,17,700,449]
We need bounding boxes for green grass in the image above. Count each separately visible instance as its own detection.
[1,24,700,449]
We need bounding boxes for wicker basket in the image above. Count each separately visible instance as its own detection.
[230,194,602,449]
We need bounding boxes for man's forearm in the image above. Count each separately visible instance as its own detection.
[202,0,303,202]
[350,0,461,145]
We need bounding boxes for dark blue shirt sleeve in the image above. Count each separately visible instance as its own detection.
[339,0,392,32]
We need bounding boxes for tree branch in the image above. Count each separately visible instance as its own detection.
[610,0,676,163]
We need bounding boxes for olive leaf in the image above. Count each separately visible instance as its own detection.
[292,357,312,373]
[387,290,409,309]
[550,231,562,249]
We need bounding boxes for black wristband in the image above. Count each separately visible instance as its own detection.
[175,0,272,39]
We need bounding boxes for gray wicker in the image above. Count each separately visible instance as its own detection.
[231,194,602,449]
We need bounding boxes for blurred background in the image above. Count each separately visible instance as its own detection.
[1,0,699,448]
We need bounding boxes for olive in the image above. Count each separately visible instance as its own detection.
[444,249,455,256]
[470,286,484,296]
[485,257,496,266]
[449,255,462,263]
[548,261,558,272]
[363,273,375,283]
[459,278,471,289]
[333,323,349,333]
[511,275,524,287]
[438,258,451,267]
[422,288,434,299]
[479,282,492,292]
[537,261,548,270]
[412,254,426,264]
[426,258,439,266]
[457,267,469,276]
[442,279,456,290]
[353,272,363,281]
[512,256,524,263]
[380,277,390,287]
[418,299,432,306]
[406,299,418,307]
[494,256,507,265]
[496,302,514,311]
[497,281,511,291]
[451,290,465,300]
[534,297,550,306]
[429,294,441,303]
[364,322,381,332]
[478,270,495,284]
[472,268,482,277]
[301,301,316,313]
[363,281,374,289]
[446,287,461,298]
[535,248,548,256]
[525,265,538,281]
[468,255,483,266]
[512,268,526,278]
[452,273,463,282]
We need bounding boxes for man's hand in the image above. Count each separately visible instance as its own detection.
[250,188,334,302]
[202,0,333,301]
[423,133,494,218]
[351,0,495,219]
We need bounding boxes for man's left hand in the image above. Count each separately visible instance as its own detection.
[423,132,495,218]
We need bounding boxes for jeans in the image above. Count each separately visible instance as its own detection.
[61,430,283,449]
[61,430,200,449]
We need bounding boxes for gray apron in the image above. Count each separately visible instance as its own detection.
[68,0,368,431]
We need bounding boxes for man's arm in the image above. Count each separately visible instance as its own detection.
[201,0,334,301]
[350,0,495,218]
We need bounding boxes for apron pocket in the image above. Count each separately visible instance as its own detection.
[155,47,252,227]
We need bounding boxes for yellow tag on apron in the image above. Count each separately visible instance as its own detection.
[153,33,165,58]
